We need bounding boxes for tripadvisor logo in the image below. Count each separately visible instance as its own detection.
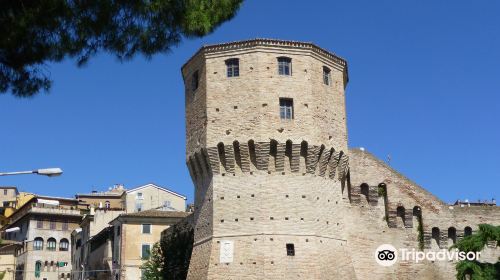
[375,244,481,266]
[375,244,397,266]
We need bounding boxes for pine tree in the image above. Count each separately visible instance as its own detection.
[141,242,164,280]
[452,224,500,280]
[0,0,243,97]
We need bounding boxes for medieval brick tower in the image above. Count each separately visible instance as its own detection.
[182,39,355,279]
[180,39,500,280]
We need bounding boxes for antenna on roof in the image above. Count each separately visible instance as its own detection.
[386,154,392,166]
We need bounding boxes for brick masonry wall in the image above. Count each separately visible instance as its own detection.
[177,39,500,280]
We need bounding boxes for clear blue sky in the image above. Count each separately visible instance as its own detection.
[1,0,499,204]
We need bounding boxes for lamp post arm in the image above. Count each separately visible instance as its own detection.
[0,170,34,176]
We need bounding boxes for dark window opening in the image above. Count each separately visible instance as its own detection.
[448,227,457,244]
[47,238,56,251]
[60,238,69,251]
[464,226,472,237]
[432,227,440,247]
[142,244,151,259]
[191,70,199,91]
[360,183,369,199]
[33,237,44,250]
[142,224,151,234]
[280,98,294,120]
[226,58,239,77]
[277,57,292,75]
[286,243,295,256]
[323,66,331,85]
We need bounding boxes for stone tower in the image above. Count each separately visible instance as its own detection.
[182,39,354,279]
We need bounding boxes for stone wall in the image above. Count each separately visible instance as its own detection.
[179,39,499,280]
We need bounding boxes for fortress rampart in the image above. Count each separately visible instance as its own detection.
[174,39,499,280]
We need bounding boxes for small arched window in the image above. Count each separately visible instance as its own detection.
[277,57,292,75]
[60,238,69,251]
[191,70,199,91]
[47,238,56,251]
[397,206,406,222]
[464,226,472,237]
[323,66,331,85]
[33,237,44,250]
[448,227,457,244]
[412,206,421,217]
[360,183,369,200]
[225,58,239,77]
[432,227,440,247]
[105,201,111,209]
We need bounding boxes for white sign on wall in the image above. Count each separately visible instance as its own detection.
[219,240,234,263]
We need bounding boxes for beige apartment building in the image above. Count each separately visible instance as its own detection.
[0,240,21,280]
[71,207,123,280]
[2,196,82,280]
[110,210,189,280]
[0,186,20,226]
[75,185,126,210]
[122,183,186,213]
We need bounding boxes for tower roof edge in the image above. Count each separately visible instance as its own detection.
[181,38,349,84]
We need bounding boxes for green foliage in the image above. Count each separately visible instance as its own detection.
[0,271,5,280]
[140,224,194,280]
[377,185,386,197]
[0,0,243,97]
[162,227,194,280]
[452,224,500,280]
[417,215,424,251]
[140,242,164,280]
[455,261,500,280]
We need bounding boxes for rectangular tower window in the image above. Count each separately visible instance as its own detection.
[191,70,199,91]
[277,57,292,75]
[323,66,331,85]
[286,243,295,256]
[279,98,294,120]
[226,58,239,77]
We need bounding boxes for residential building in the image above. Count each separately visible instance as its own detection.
[71,207,124,280]
[1,192,38,227]
[0,240,22,280]
[110,210,189,280]
[122,183,186,213]
[0,186,20,226]
[0,186,18,205]
[2,196,82,280]
[75,185,126,210]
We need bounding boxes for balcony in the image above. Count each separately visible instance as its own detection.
[10,203,81,223]
[29,203,81,216]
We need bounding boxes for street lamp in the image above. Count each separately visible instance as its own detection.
[3,227,20,233]
[0,227,20,239]
[0,168,63,177]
